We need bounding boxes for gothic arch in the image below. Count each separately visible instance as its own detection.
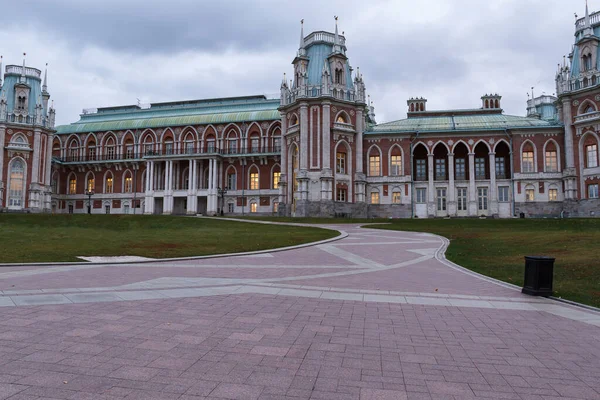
[270,163,281,189]
[543,139,561,172]
[289,113,299,126]
[473,139,492,153]
[388,144,404,176]
[100,131,118,148]
[66,134,82,148]
[493,139,511,153]
[246,122,263,137]
[578,99,598,115]
[412,142,430,156]
[84,171,96,192]
[432,140,451,153]
[160,128,175,143]
[103,170,114,193]
[67,171,78,194]
[247,164,260,190]
[202,125,218,141]
[122,169,134,193]
[222,123,243,140]
[84,132,98,147]
[180,126,198,142]
[334,139,353,177]
[334,110,352,125]
[267,121,281,136]
[451,139,470,154]
[520,139,538,173]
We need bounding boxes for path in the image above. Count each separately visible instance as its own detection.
[0,224,599,399]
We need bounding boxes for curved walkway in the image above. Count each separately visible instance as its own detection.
[0,224,599,399]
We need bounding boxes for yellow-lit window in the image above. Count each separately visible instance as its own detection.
[106,177,113,194]
[87,178,94,193]
[125,177,133,193]
[250,172,259,190]
[273,171,280,189]
[250,202,257,213]
[549,188,558,202]
[390,155,402,176]
[369,155,380,176]
[370,192,380,204]
[69,178,77,194]
[392,191,401,204]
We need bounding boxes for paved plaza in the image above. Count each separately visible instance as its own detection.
[0,224,599,399]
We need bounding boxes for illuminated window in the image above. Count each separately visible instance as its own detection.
[87,177,95,192]
[250,202,257,213]
[273,171,280,189]
[106,177,113,194]
[522,151,534,173]
[249,171,259,190]
[525,186,535,202]
[69,177,77,194]
[125,176,133,193]
[545,151,558,172]
[369,155,380,176]
[370,192,380,204]
[392,191,401,204]
[548,188,558,202]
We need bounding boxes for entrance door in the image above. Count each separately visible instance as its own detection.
[105,205,110,214]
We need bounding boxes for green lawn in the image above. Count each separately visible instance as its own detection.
[0,215,338,263]
[365,219,600,308]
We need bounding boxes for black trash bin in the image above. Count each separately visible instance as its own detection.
[519,212,525,219]
[522,256,555,297]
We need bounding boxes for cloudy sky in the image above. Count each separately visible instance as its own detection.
[0,0,585,126]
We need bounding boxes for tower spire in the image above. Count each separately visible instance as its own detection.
[0,55,3,87]
[298,19,306,57]
[20,53,26,83]
[584,0,594,36]
[333,16,342,53]
[42,63,48,93]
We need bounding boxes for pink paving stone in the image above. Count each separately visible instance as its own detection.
[0,225,597,400]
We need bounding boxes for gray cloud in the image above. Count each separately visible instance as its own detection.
[0,0,584,126]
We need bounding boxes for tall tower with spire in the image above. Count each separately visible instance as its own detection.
[278,18,371,217]
[0,55,56,213]
[555,0,600,204]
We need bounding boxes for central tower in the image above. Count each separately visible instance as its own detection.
[278,18,371,217]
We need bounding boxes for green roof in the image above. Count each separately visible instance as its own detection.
[368,113,562,134]
[56,96,281,135]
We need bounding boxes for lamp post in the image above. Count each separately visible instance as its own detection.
[85,190,94,214]
[218,187,227,216]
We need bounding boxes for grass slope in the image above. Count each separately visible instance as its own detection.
[0,215,337,263]
[366,219,600,308]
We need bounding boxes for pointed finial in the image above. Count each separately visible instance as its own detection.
[334,16,339,44]
[22,53,26,74]
[0,55,3,85]
[299,19,305,51]
[43,63,48,92]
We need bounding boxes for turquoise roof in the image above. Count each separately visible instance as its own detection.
[56,96,281,135]
[368,113,562,135]
[0,71,45,116]
[305,43,353,90]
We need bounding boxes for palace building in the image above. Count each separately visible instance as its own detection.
[1,10,599,218]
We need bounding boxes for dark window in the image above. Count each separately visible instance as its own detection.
[416,159,427,181]
[455,158,466,180]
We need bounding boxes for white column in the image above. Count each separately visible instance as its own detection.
[427,154,434,202]
[468,153,477,215]
[489,152,497,204]
[448,154,455,201]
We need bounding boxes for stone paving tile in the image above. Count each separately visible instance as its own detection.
[0,225,598,399]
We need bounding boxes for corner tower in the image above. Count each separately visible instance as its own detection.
[279,18,370,217]
[556,1,600,203]
[0,55,56,212]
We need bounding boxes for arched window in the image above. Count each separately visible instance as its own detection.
[226,167,237,190]
[249,167,259,190]
[272,166,281,189]
[86,174,95,193]
[124,172,133,193]
[544,141,558,172]
[370,189,380,204]
[144,135,154,155]
[368,147,381,176]
[105,173,114,194]
[8,159,25,209]
[495,99,499,108]
[250,200,258,213]
[525,185,535,202]
[336,113,349,124]
[522,142,535,173]
[69,174,77,195]
[87,140,97,161]
[390,146,402,176]
[105,136,116,160]
[336,145,347,175]
[290,114,299,126]
[335,68,343,85]
[250,134,260,154]
[585,105,596,114]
